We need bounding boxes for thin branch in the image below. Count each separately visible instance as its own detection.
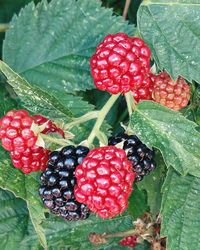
[122,0,131,19]
[0,23,9,32]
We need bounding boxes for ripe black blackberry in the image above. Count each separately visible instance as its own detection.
[39,145,90,221]
[108,133,156,181]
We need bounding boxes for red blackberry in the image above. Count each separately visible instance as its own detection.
[39,145,90,221]
[90,33,151,94]
[132,73,154,102]
[0,110,37,152]
[118,235,137,248]
[10,146,49,174]
[74,146,136,219]
[33,115,65,138]
[108,133,155,182]
[151,71,190,110]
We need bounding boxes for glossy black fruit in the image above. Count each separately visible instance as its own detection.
[108,133,156,181]
[39,145,90,220]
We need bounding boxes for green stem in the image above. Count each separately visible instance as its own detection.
[0,23,9,32]
[87,94,120,146]
[64,111,99,130]
[122,0,131,19]
[41,133,75,146]
[124,91,136,117]
[105,229,137,239]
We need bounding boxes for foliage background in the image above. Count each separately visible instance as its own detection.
[0,1,200,250]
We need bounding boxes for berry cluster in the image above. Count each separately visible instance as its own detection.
[0,110,63,173]
[90,33,151,96]
[74,146,136,218]
[118,235,137,248]
[1,32,186,226]
[152,71,190,110]
[39,145,90,220]
[108,133,155,182]
[90,33,191,109]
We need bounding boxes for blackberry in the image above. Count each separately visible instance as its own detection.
[39,145,90,221]
[108,133,156,181]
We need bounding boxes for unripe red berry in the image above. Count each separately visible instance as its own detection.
[90,33,151,94]
[0,110,37,151]
[10,146,49,174]
[74,146,136,219]
[152,71,190,110]
[118,235,137,248]
[33,115,65,137]
[132,73,154,102]
[0,110,65,174]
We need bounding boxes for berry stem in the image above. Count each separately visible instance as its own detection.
[64,111,99,130]
[0,23,9,32]
[40,133,75,146]
[87,94,120,146]
[122,0,131,19]
[124,91,136,117]
[105,229,137,239]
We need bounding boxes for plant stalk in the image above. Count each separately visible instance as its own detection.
[122,0,131,19]
[64,111,99,130]
[105,229,137,239]
[0,23,9,32]
[87,94,120,146]
[41,133,75,146]
[124,91,136,117]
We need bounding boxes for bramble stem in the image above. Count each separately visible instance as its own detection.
[124,91,136,117]
[105,229,137,239]
[0,23,9,32]
[87,94,120,146]
[122,0,131,19]
[64,111,99,130]
[41,134,75,146]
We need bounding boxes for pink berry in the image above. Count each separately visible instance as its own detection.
[33,115,64,137]
[90,33,151,94]
[74,146,136,219]
[10,146,49,173]
[0,110,64,174]
[118,235,137,248]
[132,73,154,102]
[0,110,37,152]
[152,71,190,110]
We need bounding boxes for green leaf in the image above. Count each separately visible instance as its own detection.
[161,168,200,250]
[0,189,42,250]
[0,60,73,120]
[128,185,148,220]
[130,101,200,177]
[0,149,47,249]
[71,119,111,145]
[0,0,39,59]
[0,189,28,250]
[42,213,133,250]
[138,0,200,82]
[137,152,166,216]
[134,242,151,250]
[0,82,17,115]
[52,91,94,117]
[0,0,38,23]
[3,0,134,93]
